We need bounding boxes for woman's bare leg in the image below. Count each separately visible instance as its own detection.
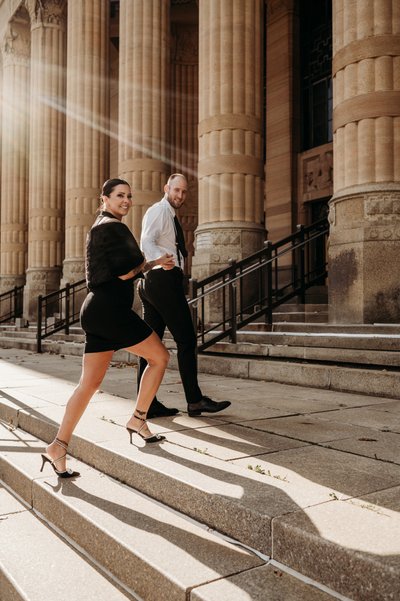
[125,332,169,438]
[45,350,113,471]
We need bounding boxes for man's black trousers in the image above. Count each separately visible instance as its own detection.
[137,267,202,405]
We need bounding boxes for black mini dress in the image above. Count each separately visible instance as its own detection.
[80,211,152,353]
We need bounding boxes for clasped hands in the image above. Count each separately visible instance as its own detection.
[157,253,175,270]
[119,253,175,280]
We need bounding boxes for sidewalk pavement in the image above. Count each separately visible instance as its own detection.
[0,347,400,601]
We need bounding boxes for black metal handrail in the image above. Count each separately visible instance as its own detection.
[188,218,329,351]
[37,279,87,352]
[0,285,24,324]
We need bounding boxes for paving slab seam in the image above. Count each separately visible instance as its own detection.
[267,559,354,601]
[28,507,142,601]
[232,421,400,467]
[186,566,266,600]
[321,442,400,467]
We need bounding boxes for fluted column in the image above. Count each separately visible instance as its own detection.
[118,0,169,241]
[193,0,265,281]
[23,0,66,318]
[329,0,400,322]
[62,0,109,284]
[0,19,30,294]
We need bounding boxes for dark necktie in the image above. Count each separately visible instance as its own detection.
[174,215,188,268]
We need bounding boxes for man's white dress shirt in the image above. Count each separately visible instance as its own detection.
[141,196,182,269]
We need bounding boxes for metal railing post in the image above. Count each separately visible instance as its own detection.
[296,225,306,304]
[265,241,273,325]
[188,278,198,330]
[37,295,43,353]
[228,259,237,343]
[13,287,18,319]
[188,278,200,366]
[65,283,70,335]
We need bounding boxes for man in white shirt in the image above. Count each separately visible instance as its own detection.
[138,173,231,418]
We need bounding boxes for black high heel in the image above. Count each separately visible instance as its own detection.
[126,412,165,444]
[40,438,80,478]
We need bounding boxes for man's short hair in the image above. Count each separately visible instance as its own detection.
[167,173,187,186]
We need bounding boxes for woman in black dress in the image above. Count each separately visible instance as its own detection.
[40,179,174,477]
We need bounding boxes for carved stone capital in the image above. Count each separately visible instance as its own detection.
[25,0,66,30]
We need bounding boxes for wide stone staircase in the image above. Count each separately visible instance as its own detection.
[1,303,400,600]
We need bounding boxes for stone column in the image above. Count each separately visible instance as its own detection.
[194,0,265,281]
[23,0,66,318]
[118,0,169,241]
[62,0,109,284]
[0,18,30,294]
[329,0,400,322]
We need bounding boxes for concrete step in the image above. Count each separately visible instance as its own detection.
[1,388,399,601]
[0,425,340,601]
[270,312,328,323]
[208,340,400,367]
[273,303,328,313]
[232,331,400,350]
[271,322,400,334]
[0,485,131,601]
[193,353,400,399]
[0,336,135,364]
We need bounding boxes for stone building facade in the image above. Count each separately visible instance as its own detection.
[0,0,399,322]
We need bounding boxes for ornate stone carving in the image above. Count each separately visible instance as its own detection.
[25,0,66,28]
[365,193,400,217]
[299,144,333,202]
[2,24,30,64]
[62,259,85,284]
[193,226,264,269]
[0,276,25,292]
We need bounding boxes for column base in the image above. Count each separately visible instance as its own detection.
[61,259,86,287]
[191,223,266,322]
[328,185,400,323]
[23,267,61,321]
[0,275,26,294]
[191,222,266,278]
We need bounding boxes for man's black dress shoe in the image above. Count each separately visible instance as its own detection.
[147,399,179,419]
[187,396,231,417]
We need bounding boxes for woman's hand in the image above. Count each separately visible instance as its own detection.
[157,253,175,270]
[118,259,146,280]
[139,254,175,273]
